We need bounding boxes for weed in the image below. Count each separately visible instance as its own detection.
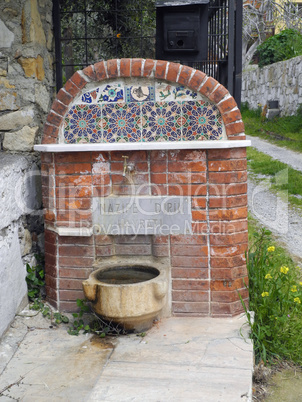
[26,256,45,300]
[241,229,302,365]
[68,299,91,336]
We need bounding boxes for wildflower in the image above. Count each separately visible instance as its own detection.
[267,246,275,253]
[280,266,289,274]
[265,274,272,279]
[116,33,122,38]
[294,297,301,304]
[291,285,297,292]
[299,282,302,286]
[261,292,269,297]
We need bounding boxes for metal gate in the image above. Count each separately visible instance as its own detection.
[53,0,242,105]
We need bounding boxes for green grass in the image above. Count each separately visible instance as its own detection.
[247,147,302,208]
[242,106,302,153]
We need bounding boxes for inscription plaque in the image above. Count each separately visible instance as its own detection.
[92,196,192,235]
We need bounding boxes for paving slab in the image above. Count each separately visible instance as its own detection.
[89,315,253,402]
[0,311,253,402]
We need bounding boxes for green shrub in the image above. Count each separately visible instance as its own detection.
[241,229,302,365]
[257,29,302,67]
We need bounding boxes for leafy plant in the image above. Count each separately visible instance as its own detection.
[26,256,45,300]
[257,28,302,67]
[241,229,302,364]
[68,299,91,335]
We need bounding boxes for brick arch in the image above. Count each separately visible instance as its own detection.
[42,59,245,144]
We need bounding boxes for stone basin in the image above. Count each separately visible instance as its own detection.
[82,259,168,332]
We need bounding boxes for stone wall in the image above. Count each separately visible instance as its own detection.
[241,56,302,116]
[0,0,54,337]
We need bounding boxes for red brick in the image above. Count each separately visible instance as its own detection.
[153,235,169,244]
[56,210,92,223]
[222,108,242,125]
[171,244,208,257]
[218,97,238,115]
[115,235,152,244]
[46,286,58,301]
[59,290,85,301]
[151,185,168,196]
[168,160,206,172]
[171,256,208,268]
[188,70,206,92]
[168,149,206,161]
[55,163,91,175]
[207,148,247,160]
[44,209,55,222]
[55,152,91,163]
[211,300,247,316]
[172,302,209,314]
[172,279,209,290]
[211,266,247,280]
[199,77,218,97]
[58,236,93,245]
[209,207,248,221]
[45,274,57,289]
[192,210,207,221]
[70,71,89,89]
[41,153,53,163]
[107,59,118,78]
[208,171,247,184]
[209,195,247,209]
[211,289,248,303]
[46,111,62,127]
[91,152,110,162]
[93,174,110,186]
[111,150,147,162]
[177,65,193,86]
[211,277,248,292]
[59,268,92,279]
[208,159,247,172]
[192,197,207,209]
[51,99,68,117]
[45,252,57,269]
[210,232,248,246]
[210,243,248,257]
[151,160,166,173]
[59,256,94,268]
[93,186,111,197]
[168,172,206,184]
[142,59,156,77]
[42,136,56,144]
[171,234,206,245]
[82,65,96,81]
[172,290,208,302]
[152,244,169,257]
[166,62,181,82]
[169,184,207,197]
[209,183,247,196]
[59,279,84,290]
[43,123,59,138]
[96,245,115,257]
[115,244,151,255]
[211,254,246,268]
[131,58,143,76]
[44,241,57,256]
[172,268,208,279]
[151,173,167,185]
[150,150,167,161]
[94,61,107,81]
[56,186,92,198]
[228,134,246,140]
[56,88,73,106]
[94,235,113,245]
[120,58,131,77]
[155,60,167,79]
[56,175,92,187]
[64,80,80,97]
[225,122,245,136]
[44,229,57,244]
[191,222,208,235]
[208,84,229,104]
[59,244,94,257]
[111,173,148,186]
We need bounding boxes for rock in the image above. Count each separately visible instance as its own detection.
[3,126,39,151]
[0,19,14,48]
[0,108,34,131]
[35,83,51,113]
[18,55,45,81]
[20,229,32,256]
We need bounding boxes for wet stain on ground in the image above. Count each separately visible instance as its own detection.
[89,334,116,349]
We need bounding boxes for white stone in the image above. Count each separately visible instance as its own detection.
[0,108,35,131]
[3,126,39,151]
[35,84,51,113]
[0,222,28,338]
[0,19,14,48]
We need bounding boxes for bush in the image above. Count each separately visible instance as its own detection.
[257,29,302,67]
[241,229,302,365]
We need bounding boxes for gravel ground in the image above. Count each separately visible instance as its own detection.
[246,135,302,172]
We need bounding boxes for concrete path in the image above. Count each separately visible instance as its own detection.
[0,310,253,402]
[246,135,302,172]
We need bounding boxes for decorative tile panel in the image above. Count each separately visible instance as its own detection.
[103,103,141,142]
[64,105,102,143]
[182,101,224,141]
[126,85,155,102]
[62,79,225,144]
[142,102,181,142]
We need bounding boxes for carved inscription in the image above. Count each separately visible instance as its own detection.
[92,196,192,235]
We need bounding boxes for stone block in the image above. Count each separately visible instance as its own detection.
[0,108,34,131]
[0,18,14,48]
[18,56,45,81]
[3,126,38,151]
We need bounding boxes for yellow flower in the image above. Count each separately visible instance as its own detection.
[265,274,272,279]
[116,33,122,38]
[267,246,275,253]
[299,282,302,286]
[280,266,289,274]
[291,285,297,292]
[261,292,269,297]
[294,297,301,304]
